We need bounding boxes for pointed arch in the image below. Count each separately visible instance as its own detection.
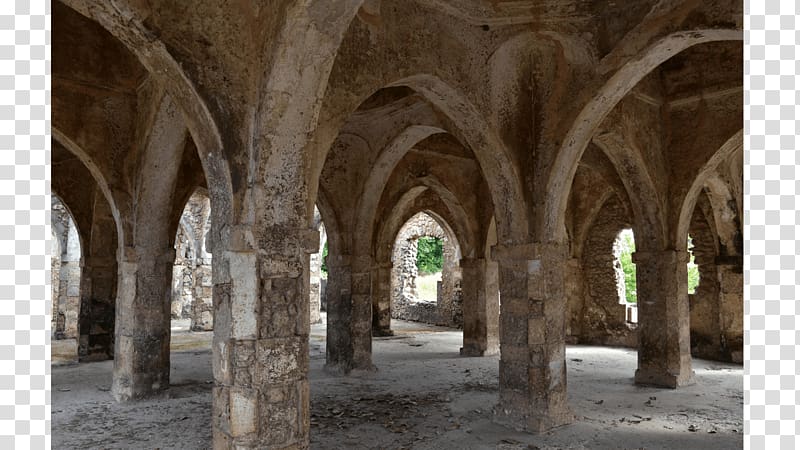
[675,130,743,250]
[543,28,743,241]
[53,127,124,250]
[592,131,666,247]
[388,74,529,241]
[59,0,233,246]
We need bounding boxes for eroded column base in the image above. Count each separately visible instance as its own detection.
[372,327,394,337]
[212,380,310,450]
[323,361,378,376]
[493,392,574,433]
[112,333,170,402]
[634,367,696,388]
[111,374,169,402]
[459,343,499,357]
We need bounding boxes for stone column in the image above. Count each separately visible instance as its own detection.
[170,263,186,318]
[564,257,583,344]
[112,246,175,401]
[78,255,116,361]
[460,258,499,356]
[632,250,695,387]
[51,254,60,333]
[212,226,315,449]
[309,246,322,325]
[717,256,743,363]
[192,260,214,331]
[57,259,81,339]
[492,243,573,432]
[371,262,393,336]
[325,253,374,374]
[438,238,463,327]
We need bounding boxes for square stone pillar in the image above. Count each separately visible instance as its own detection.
[632,250,695,388]
[112,247,175,401]
[57,260,81,340]
[212,226,315,449]
[460,258,499,356]
[716,256,743,363]
[309,246,323,325]
[325,254,375,374]
[564,258,584,343]
[492,243,573,432]
[191,262,214,331]
[371,262,393,336]
[78,255,116,361]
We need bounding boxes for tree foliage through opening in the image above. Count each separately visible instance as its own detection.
[416,236,443,275]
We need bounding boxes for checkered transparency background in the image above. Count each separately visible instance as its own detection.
[0,0,794,449]
[0,0,49,449]
[745,1,800,449]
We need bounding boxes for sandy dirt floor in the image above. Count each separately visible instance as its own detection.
[52,317,742,449]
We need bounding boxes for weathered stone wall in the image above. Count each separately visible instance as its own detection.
[171,193,213,331]
[571,196,637,348]
[51,197,81,342]
[51,231,61,334]
[171,196,324,331]
[718,264,744,363]
[568,189,743,364]
[309,209,325,324]
[57,260,81,340]
[390,213,462,327]
[79,191,118,362]
[688,200,722,360]
[688,192,743,363]
[192,263,213,330]
[171,261,193,320]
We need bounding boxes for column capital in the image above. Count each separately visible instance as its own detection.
[82,255,116,268]
[228,224,256,252]
[229,224,320,254]
[117,246,176,264]
[459,257,486,269]
[490,242,568,262]
[299,228,321,253]
[631,249,689,265]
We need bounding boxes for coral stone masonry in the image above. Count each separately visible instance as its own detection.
[52,0,743,448]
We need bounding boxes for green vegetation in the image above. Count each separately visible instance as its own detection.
[687,235,699,294]
[416,236,443,275]
[617,230,637,304]
[617,230,701,303]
